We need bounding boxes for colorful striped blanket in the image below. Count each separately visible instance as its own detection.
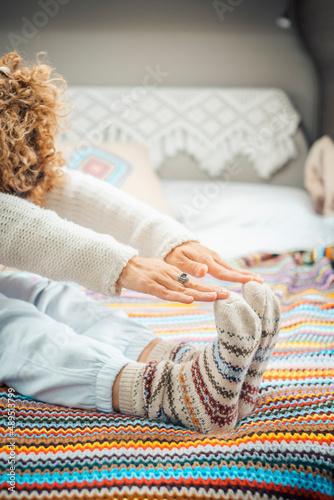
[1,252,333,499]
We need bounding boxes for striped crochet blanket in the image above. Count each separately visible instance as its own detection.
[0,252,333,499]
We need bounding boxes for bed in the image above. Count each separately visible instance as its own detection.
[1,253,333,499]
[1,86,334,499]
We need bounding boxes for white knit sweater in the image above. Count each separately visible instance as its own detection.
[0,168,196,296]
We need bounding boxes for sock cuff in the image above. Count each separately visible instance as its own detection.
[123,330,157,361]
[118,362,146,417]
[146,340,174,362]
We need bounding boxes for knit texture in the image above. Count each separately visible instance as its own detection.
[0,169,196,295]
[238,281,281,419]
[146,282,281,422]
[119,292,262,434]
[44,168,197,260]
[0,192,137,296]
[0,252,333,499]
[146,339,201,364]
[63,87,301,179]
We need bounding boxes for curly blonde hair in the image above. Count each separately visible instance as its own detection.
[0,52,68,207]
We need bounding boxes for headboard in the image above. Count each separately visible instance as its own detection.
[60,85,308,188]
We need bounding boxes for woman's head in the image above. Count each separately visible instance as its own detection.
[0,52,68,206]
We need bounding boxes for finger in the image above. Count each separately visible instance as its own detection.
[174,255,208,278]
[227,270,263,283]
[190,262,208,278]
[166,269,230,297]
[185,289,218,302]
[147,282,195,304]
[224,264,262,279]
[214,257,263,282]
[206,261,260,284]
[155,273,222,302]
[211,258,263,283]
[181,250,259,281]
[182,278,230,299]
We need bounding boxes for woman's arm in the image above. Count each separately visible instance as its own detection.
[44,169,262,286]
[0,191,233,303]
[0,192,138,296]
[44,168,197,260]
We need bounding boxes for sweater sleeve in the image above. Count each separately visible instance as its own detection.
[0,192,138,296]
[44,168,198,259]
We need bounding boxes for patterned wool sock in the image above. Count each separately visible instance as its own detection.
[118,292,262,434]
[237,281,281,420]
[145,339,201,364]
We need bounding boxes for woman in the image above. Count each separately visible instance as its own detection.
[0,52,280,434]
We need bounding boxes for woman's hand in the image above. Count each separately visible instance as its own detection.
[116,256,230,304]
[164,241,263,284]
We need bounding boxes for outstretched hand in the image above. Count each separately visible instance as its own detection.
[164,241,263,284]
[116,255,230,304]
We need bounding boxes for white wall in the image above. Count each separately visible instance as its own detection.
[0,0,318,141]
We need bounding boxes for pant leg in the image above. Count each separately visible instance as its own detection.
[0,272,156,361]
[0,292,131,412]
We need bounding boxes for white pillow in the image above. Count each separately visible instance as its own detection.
[161,180,334,259]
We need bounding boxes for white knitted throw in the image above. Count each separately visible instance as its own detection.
[61,87,301,179]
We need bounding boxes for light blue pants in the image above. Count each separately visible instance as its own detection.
[0,273,156,413]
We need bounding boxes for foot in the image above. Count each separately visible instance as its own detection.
[118,292,262,434]
[145,340,201,364]
[238,281,281,420]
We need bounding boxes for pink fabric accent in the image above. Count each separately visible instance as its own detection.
[304,135,334,215]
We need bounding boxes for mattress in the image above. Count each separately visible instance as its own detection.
[161,180,334,259]
[0,251,333,499]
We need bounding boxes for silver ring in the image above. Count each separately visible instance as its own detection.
[178,272,189,284]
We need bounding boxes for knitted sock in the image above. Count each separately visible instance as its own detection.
[238,281,281,420]
[118,292,262,434]
[146,339,201,364]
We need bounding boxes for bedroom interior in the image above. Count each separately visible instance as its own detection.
[0,0,333,499]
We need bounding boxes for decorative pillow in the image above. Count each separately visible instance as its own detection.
[56,142,173,216]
